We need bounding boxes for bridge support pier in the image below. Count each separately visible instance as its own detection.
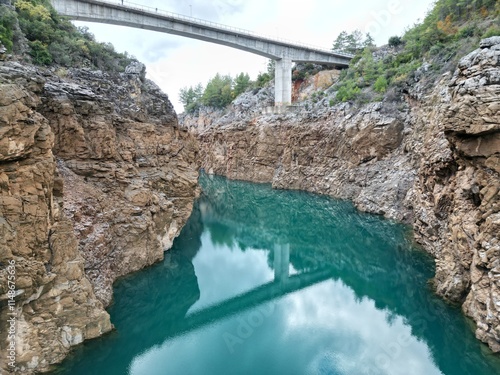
[273,243,290,283]
[274,57,292,106]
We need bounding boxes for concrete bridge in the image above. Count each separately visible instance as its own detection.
[50,0,353,106]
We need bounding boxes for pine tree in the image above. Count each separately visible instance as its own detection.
[363,33,375,48]
[233,72,251,97]
[332,31,349,52]
[332,30,371,54]
[201,73,233,109]
[179,83,203,113]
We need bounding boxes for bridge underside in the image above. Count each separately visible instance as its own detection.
[51,0,352,105]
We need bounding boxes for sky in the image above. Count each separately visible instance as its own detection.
[73,0,436,113]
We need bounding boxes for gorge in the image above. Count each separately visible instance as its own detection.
[0,0,500,373]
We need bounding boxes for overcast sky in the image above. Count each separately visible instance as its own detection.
[73,0,436,113]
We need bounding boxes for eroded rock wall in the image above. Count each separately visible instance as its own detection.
[0,60,200,373]
[412,37,500,351]
[0,64,112,374]
[194,90,415,223]
[40,66,200,306]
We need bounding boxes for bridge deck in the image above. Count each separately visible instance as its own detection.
[50,0,353,104]
[51,0,352,64]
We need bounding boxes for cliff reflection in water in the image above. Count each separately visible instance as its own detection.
[54,173,500,375]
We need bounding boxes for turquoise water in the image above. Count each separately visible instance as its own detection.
[54,174,500,375]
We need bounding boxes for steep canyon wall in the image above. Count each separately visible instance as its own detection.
[0,61,199,373]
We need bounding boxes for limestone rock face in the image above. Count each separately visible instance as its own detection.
[124,61,146,81]
[0,64,112,374]
[40,67,200,306]
[193,96,414,222]
[0,43,6,59]
[0,60,199,373]
[412,38,500,352]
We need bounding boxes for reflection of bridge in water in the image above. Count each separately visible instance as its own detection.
[166,243,333,340]
[58,174,500,375]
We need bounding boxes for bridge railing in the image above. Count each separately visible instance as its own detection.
[89,0,353,59]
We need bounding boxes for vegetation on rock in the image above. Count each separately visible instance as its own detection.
[0,5,16,51]
[179,65,271,113]
[331,0,500,104]
[292,62,329,82]
[180,0,500,113]
[1,0,136,70]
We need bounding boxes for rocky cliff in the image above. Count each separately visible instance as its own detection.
[41,63,200,306]
[0,60,199,373]
[183,38,500,351]
[187,77,416,223]
[0,63,112,373]
[412,37,500,351]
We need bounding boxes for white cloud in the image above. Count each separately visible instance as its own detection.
[73,0,435,113]
[186,230,274,313]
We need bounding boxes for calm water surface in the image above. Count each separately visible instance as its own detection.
[54,174,500,375]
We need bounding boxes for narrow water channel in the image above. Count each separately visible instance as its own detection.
[54,174,500,375]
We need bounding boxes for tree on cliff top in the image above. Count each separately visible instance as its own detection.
[180,71,256,113]
[233,72,251,97]
[179,83,203,114]
[201,73,233,109]
[332,30,375,54]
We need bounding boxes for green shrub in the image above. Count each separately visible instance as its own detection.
[310,91,325,103]
[429,43,445,56]
[292,69,306,81]
[12,0,135,69]
[482,26,500,38]
[388,36,403,47]
[48,41,71,65]
[390,60,421,85]
[373,76,388,93]
[28,40,52,64]
[335,79,361,102]
[0,6,16,51]
[255,72,272,88]
[457,24,476,38]
[394,52,414,65]
[350,53,363,65]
